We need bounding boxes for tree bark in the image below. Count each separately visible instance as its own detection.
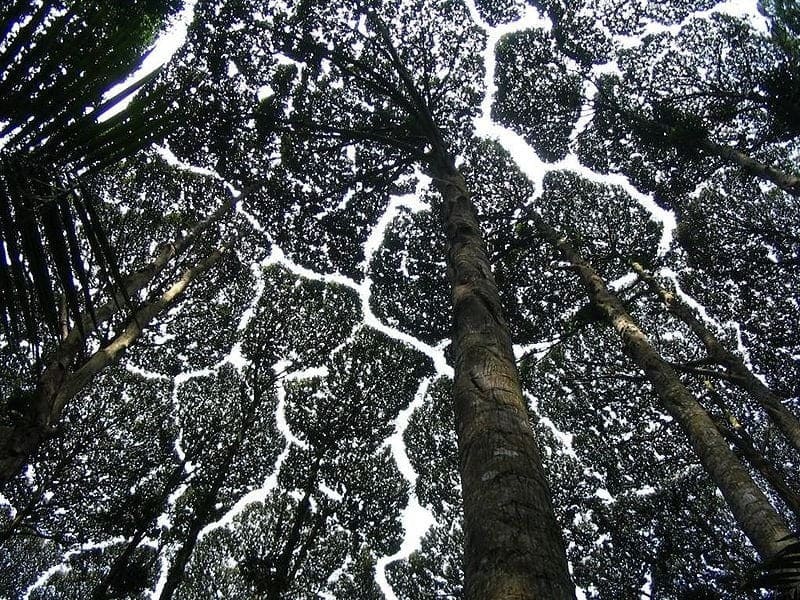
[0,246,226,485]
[432,160,575,600]
[532,214,795,561]
[304,15,575,593]
[716,418,800,521]
[697,137,800,196]
[632,262,800,455]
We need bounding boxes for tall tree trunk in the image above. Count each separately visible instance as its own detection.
[632,263,800,455]
[92,529,149,600]
[531,213,795,562]
[159,458,230,600]
[305,14,575,593]
[159,507,210,600]
[159,377,271,600]
[431,158,574,600]
[266,458,322,600]
[716,418,800,521]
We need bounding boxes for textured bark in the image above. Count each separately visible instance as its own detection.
[432,161,574,600]
[308,17,575,593]
[533,214,794,561]
[0,246,226,485]
[632,263,800,455]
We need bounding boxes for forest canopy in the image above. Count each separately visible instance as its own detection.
[1,0,799,598]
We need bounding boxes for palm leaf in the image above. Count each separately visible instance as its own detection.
[76,181,132,312]
[58,193,97,329]
[7,174,60,337]
[0,223,17,343]
[0,172,39,345]
[746,536,800,596]
[40,193,83,337]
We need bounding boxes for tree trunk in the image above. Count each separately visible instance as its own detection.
[532,214,795,561]
[0,246,226,485]
[632,263,800,455]
[432,160,575,600]
[697,136,800,196]
[716,418,800,521]
[92,462,186,599]
[159,510,208,600]
[92,529,148,600]
[624,107,800,196]
[159,379,270,600]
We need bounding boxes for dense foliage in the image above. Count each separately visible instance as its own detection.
[1,0,799,598]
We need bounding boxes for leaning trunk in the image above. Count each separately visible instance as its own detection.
[632,263,800,455]
[716,419,800,521]
[431,158,574,599]
[0,247,226,484]
[697,137,800,196]
[533,214,794,561]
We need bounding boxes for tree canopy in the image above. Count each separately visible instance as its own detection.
[1,0,799,598]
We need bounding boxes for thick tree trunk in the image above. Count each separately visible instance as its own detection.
[533,214,794,561]
[632,263,800,455]
[431,160,574,600]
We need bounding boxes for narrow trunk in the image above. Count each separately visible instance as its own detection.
[159,510,208,600]
[717,419,800,521]
[0,486,44,545]
[632,263,800,455]
[93,462,186,600]
[432,159,574,599]
[159,385,262,600]
[92,529,148,600]
[625,108,800,196]
[266,461,320,600]
[532,214,794,561]
[0,247,226,484]
[698,137,800,196]
[159,466,227,600]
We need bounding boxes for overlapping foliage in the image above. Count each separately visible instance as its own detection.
[1,0,799,598]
